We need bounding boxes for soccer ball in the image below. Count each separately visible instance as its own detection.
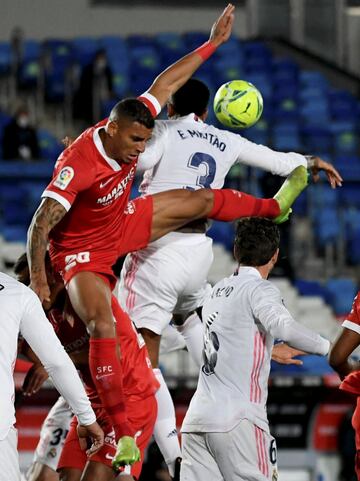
[213,80,263,129]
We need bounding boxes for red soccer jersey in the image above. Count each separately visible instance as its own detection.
[43,119,137,256]
[42,93,161,258]
[342,291,360,334]
[47,295,158,403]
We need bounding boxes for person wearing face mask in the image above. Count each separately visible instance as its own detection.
[73,49,114,125]
[2,107,40,160]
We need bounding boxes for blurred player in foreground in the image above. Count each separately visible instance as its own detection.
[180,218,331,481]
[329,292,360,481]
[0,271,103,481]
[27,4,308,471]
[15,253,158,481]
[118,78,342,476]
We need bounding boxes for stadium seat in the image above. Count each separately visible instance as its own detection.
[38,129,63,160]
[325,278,358,315]
[2,225,28,243]
[300,71,329,90]
[314,208,341,246]
[72,37,99,67]
[0,42,12,75]
[294,279,328,300]
[302,125,332,152]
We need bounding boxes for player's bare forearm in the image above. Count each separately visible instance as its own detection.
[27,198,66,301]
[148,3,235,108]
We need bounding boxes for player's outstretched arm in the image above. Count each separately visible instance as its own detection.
[147,3,235,109]
[306,155,343,188]
[27,198,67,308]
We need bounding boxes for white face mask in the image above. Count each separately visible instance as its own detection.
[17,115,29,128]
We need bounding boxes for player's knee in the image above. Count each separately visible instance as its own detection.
[87,317,116,338]
[192,189,214,214]
[29,465,58,481]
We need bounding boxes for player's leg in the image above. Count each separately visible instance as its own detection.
[208,420,277,481]
[26,397,73,481]
[58,469,82,481]
[180,432,224,481]
[66,272,133,447]
[150,166,308,242]
[0,427,21,481]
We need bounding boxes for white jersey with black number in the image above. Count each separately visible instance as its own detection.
[181,267,330,434]
[138,113,307,193]
[0,272,95,441]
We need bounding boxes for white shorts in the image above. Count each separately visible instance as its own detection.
[29,396,73,471]
[0,427,20,481]
[181,419,278,481]
[118,232,213,335]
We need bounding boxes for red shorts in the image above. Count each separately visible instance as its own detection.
[57,394,157,479]
[50,196,154,289]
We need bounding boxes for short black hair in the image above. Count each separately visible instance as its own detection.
[234,218,280,266]
[14,252,51,286]
[109,98,154,129]
[170,78,210,117]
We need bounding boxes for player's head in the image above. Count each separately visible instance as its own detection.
[106,99,154,164]
[168,78,210,120]
[14,252,64,309]
[234,218,280,270]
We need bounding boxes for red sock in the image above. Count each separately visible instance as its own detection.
[208,189,280,221]
[89,338,133,439]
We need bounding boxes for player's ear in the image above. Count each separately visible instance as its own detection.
[272,248,279,265]
[106,120,118,137]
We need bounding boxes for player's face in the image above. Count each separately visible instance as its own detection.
[111,120,153,164]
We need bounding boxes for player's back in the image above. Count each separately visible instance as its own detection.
[182,267,276,434]
[0,273,33,437]
[139,114,241,194]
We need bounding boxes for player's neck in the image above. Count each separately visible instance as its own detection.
[98,128,120,163]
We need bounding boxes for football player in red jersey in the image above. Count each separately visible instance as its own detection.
[27,4,308,469]
[329,292,360,481]
[16,252,158,481]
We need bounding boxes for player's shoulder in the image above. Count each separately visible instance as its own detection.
[0,271,22,290]
[0,272,31,301]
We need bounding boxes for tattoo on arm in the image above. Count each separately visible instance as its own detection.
[27,198,67,277]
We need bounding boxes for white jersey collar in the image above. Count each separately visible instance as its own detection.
[176,113,203,123]
[93,127,122,172]
[236,266,262,279]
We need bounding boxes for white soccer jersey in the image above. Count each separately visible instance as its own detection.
[0,272,95,440]
[138,113,307,193]
[182,267,330,434]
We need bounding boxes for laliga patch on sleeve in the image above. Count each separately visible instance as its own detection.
[53,166,75,190]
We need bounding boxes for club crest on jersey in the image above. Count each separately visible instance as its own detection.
[124,201,136,215]
[54,166,74,190]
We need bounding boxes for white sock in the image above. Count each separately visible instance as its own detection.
[153,368,182,477]
[175,312,203,368]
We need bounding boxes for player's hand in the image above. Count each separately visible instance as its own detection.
[22,363,49,396]
[272,343,307,365]
[62,136,75,148]
[30,277,52,310]
[308,156,343,189]
[112,436,141,471]
[77,422,104,456]
[209,3,235,48]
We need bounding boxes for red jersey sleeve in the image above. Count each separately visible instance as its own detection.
[342,292,360,334]
[137,91,162,118]
[42,147,96,211]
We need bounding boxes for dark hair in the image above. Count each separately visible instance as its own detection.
[109,98,154,129]
[14,252,51,286]
[170,78,210,117]
[234,218,280,266]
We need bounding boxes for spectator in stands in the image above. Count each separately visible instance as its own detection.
[73,49,113,125]
[2,106,40,160]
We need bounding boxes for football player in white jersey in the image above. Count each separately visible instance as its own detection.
[0,272,104,481]
[180,217,330,481]
[117,78,342,477]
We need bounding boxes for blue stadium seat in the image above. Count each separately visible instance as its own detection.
[38,129,63,160]
[302,126,332,152]
[2,225,27,242]
[182,32,208,50]
[72,37,99,67]
[0,42,12,75]
[207,221,235,251]
[243,119,269,145]
[295,279,328,299]
[300,71,329,90]
[155,33,186,64]
[325,278,358,315]
[331,121,358,154]
[314,208,340,246]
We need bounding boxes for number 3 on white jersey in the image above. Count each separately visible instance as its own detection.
[186,152,217,189]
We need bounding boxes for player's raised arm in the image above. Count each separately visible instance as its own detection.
[144,3,235,110]
[27,198,67,307]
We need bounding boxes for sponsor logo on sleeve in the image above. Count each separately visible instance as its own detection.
[54,166,74,190]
